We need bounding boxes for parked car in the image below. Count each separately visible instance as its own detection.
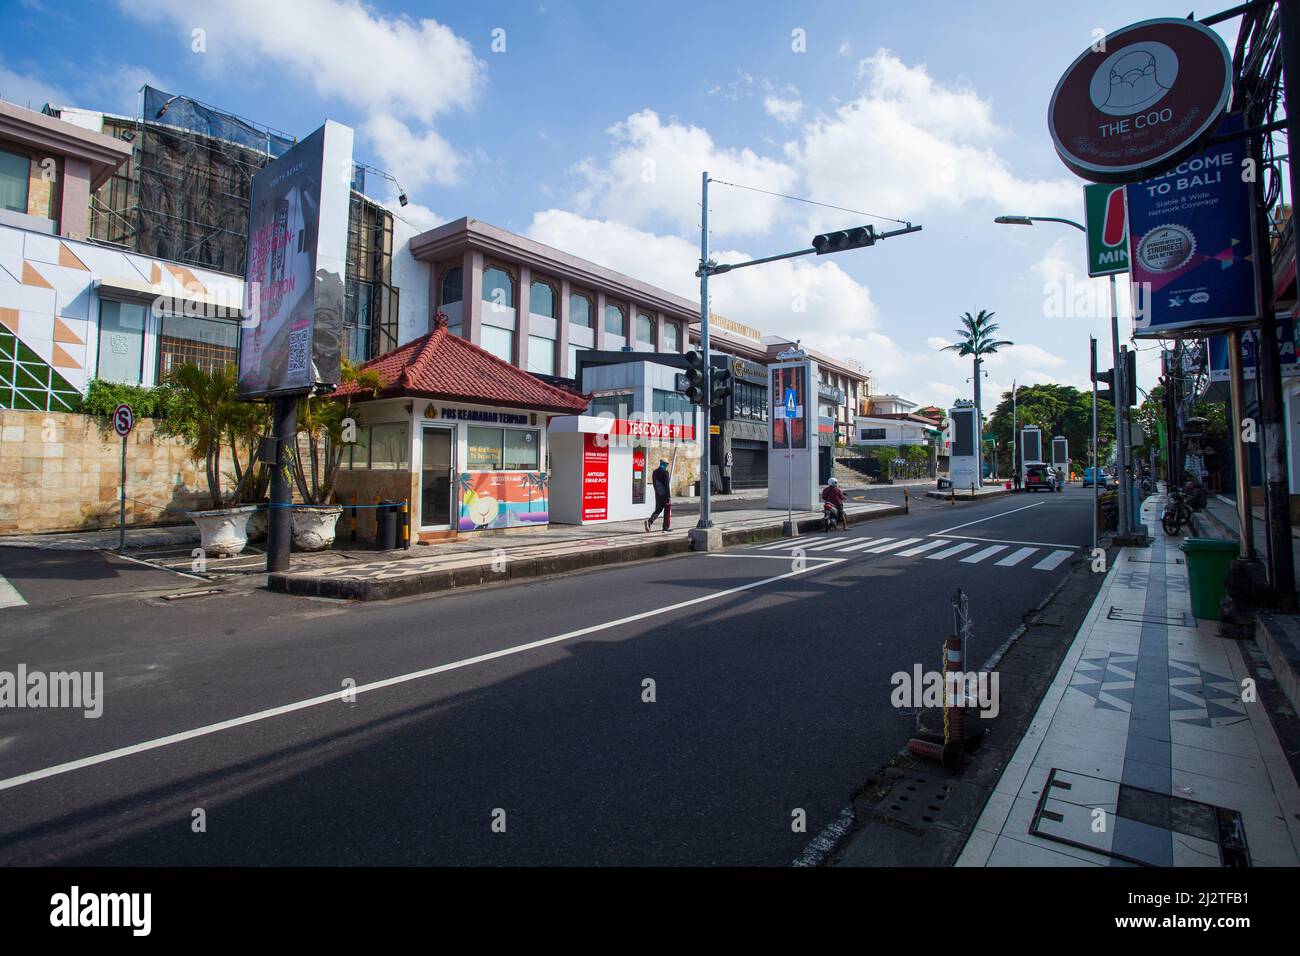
[1081,467,1115,489]
[1023,463,1056,492]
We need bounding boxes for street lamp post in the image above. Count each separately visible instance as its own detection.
[994,214,1135,539]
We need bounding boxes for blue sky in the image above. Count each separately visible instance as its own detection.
[1,0,1239,406]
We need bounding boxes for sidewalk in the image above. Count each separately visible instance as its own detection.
[1193,493,1300,590]
[956,493,1300,866]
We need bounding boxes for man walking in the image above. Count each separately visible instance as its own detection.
[645,458,672,532]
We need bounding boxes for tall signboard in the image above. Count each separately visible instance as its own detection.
[948,404,979,490]
[238,121,354,398]
[1048,18,1233,183]
[1127,113,1259,338]
[1021,426,1044,465]
[1084,183,1129,276]
[767,360,819,511]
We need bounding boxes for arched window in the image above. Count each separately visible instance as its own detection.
[636,313,653,344]
[530,280,556,318]
[605,303,626,337]
[663,321,680,352]
[482,265,515,311]
[440,266,463,305]
[569,292,592,328]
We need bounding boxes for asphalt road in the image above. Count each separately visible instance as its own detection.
[0,487,1094,866]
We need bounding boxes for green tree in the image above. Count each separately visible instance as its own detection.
[940,310,1012,467]
[987,383,1114,474]
[155,363,241,509]
[292,360,383,504]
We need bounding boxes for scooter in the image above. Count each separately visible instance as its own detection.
[1162,488,1192,536]
[823,501,846,532]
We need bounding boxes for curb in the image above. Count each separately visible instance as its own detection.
[269,504,907,601]
[923,488,1016,502]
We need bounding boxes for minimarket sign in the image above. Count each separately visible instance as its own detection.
[1084,183,1129,277]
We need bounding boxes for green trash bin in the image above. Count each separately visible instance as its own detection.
[1180,537,1239,620]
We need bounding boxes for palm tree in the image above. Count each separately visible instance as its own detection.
[157,362,240,509]
[941,310,1013,475]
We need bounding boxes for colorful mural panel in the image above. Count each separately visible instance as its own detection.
[458,471,549,531]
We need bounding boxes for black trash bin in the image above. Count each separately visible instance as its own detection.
[376,503,398,550]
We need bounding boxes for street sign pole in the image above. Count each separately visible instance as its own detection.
[112,402,135,552]
[785,387,796,533]
[1091,337,1099,554]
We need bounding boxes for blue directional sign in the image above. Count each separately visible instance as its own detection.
[784,387,797,419]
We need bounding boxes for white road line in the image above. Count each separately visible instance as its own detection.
[896,540,949,557]
[710,553,841,561]
[1033,549,1074,571]
[835,538,887,552]
[928,542,977,560]
[931,500,1046,536]
[0,574,27,609]
[927,533,1080,549]
[756,539,803,551]
[805,538,853,551]
[995,547,1038,567]
[0,560,840,794]
[960,545,1008,564]
[866,537,922,554]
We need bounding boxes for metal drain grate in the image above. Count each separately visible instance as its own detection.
[874,773,953,832]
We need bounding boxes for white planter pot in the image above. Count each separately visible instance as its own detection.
[245,507,268,543]
[188,505,257,557]
[291,506,343,552]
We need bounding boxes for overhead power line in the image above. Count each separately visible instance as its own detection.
[708,178,912,226]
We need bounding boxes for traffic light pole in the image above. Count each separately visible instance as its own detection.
[1109,273,1134,540]
[698,171,713,530]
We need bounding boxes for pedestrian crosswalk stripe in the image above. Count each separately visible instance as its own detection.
[961,544,1008,564]
[1033,549,1073,571]
[836,538,888,552]
[757,539,802,551]
[867,537,922,554]
[897,540,949,557]
[928,541,977,560]
[995,547,1038,567]
[805,538,851,551]
[0,574,26,609]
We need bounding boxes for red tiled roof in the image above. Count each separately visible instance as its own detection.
[335,319,589,413]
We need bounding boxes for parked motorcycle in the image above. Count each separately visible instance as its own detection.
[1162,489,1192,536]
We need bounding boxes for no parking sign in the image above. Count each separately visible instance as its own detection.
[113,403,135,437]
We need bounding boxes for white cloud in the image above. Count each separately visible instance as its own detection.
[363,115,463,190]
[759,91,800,124]
[0,59,71,111]
[571,110,798,237]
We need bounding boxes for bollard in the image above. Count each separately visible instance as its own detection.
[401,499,410,548]
[944,636,965,746]
[950,485,955,505]
[904,488,909,514]
[349,494,357,542]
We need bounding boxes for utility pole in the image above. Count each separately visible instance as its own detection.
[1109,272,1134,540]
[1091,338,1099,554]
[697,171,713,533]
[1011,379,1017,485]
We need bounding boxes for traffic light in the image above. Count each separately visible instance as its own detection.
[1124,348,1138,407]
[812,225,876,254]
[1094,367,1116,405]
[709,365,733,409]
[676,349,706,405]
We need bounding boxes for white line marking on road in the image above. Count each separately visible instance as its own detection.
[710,553,841,561]
[896,540,949,557]
[1033,549,1073,571]
[0,559,842,794]
[995,547,1038,567]
[928,542,977,560]
[114,550,206,582]
[866,537,922,554]
[928,533,1080,549]
[805,538,852,551]
[931,500,1046,536]
[834,538,887,552]
[756,539,803,551]
[0,574,27,608]
[960,545,1008,564]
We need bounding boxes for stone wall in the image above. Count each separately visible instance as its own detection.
[334,469,418,542]
[0,409,222,535]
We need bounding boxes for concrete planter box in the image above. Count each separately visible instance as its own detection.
[188,505,257,557]
[291,506,343,552]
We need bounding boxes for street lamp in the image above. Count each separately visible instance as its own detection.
[994,213,1137,540]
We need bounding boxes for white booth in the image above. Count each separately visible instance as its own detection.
[949,402,980,490]
[767,358,821,511]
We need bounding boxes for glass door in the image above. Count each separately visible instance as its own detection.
[420,426,455,530]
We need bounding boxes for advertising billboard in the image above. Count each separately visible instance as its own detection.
[238,120,354,398]
[770,364,807,449]
[1084,183,1129,277]
[1127,113,1260,338]
[1207,315,1300,382]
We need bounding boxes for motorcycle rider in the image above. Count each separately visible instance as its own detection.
[822,476,846,530]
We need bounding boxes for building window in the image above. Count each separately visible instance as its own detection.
[530,280,556,318]
[527,335,555,375]
[569,292,593,328]
[467,426,540,471]
[0,148,29,214]
[652,388,692,419]
[157,314,238,379]
[482,265,514,311]
[369,423,409,470]
[604,303,626,337]
[636,313,653,344]
[480,325,515,364]
[733,381,768,422]
[339,424,372,470]
[568,344,589,380]
[440,266,463,305]
[588,392,633,419]
[96,300,147,384]
[663,321,680,352]
[860,428,887,441]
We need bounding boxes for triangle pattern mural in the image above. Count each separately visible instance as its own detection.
[0,324,82,412]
